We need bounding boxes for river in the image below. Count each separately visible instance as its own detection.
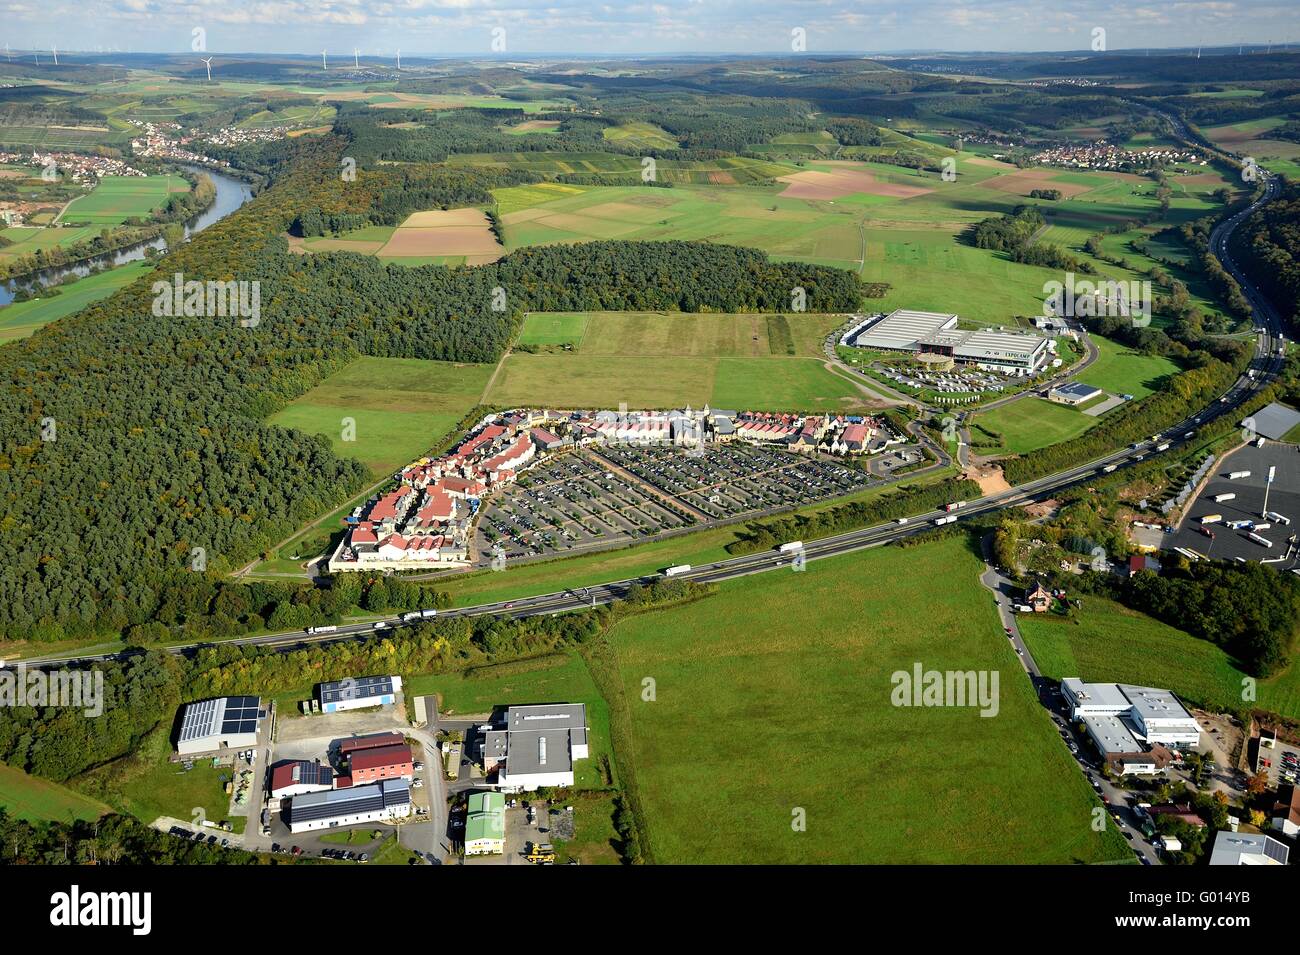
[0,166,254,305]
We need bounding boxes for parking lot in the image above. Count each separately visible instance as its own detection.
[1168,441,1300,564]
[474,444,872,564]
[1257,737,1300,790]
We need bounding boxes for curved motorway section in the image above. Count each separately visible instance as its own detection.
[21,174,1288,670]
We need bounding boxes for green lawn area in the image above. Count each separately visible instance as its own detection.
[0,262,153,341]
[485,352,871,413]
[974,396,1099,454]
[319,827,381,845]
[603,536,1130,863]
[518,311,591,347]
[268,356,494,476]
[0,763,110,824]
[601,120,680,150]
[371,833,421,865]
[1019,596,1300,721]
[60,174,190,225]
[553,789,622,865]
[1076,336,1180,399]
[405,653,613,790]
[109,733,246,833]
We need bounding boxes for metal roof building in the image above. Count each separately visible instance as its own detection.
[465,791,506,855]
[1246,402,1300,441]
[1208,831,1289,866]
[484,703,590,792]
[286,779,411,833]
[176,696,264,756]
[318,675,402,714]
[846,309,1049,374]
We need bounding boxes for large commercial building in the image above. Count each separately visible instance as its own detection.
[464,791,506,856]
[1063,679,1200,774]
[176,696,264,756]
[317,675,402,714]
[844,309,1051,375]
[286,779,411,834]
[483,703,590,792]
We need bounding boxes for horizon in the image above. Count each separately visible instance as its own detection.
[2,0,1297,58]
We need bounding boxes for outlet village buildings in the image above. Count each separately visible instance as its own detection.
[327,406,899,574]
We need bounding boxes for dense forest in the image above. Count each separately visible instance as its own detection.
[1237,183,1300,327]
[0,811,270,865]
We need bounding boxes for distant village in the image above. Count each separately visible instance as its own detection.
[1029,141,1207,172]
[328,406,889,574]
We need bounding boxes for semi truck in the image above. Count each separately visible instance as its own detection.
[1200,514,1222,525]
[778,541,804,554]
[1265,511,1291,526]
[1248,533,1274,548]
[943,501,967,512]
[1155,442,1170,452]
[1102,464,1118,473]
[306,625,338,635]
[1227,470,1251,480]
[663,565,692,578]
[1213,493,1237,503]
[933,515,957,526]
[401,609,439,623]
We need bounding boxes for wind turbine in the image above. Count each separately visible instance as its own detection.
[51,44,58,66]
[201,56,213,81]
[321,48,327,70]
[395,48,401,70]
[354,48,359,69]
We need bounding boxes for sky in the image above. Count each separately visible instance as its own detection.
[1,0,1297,57]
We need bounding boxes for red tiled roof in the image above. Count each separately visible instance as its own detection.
[338,733,405,755]
[350,526,378,546]
[349,744,413,773]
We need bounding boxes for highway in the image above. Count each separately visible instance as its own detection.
[18,168,1288,671]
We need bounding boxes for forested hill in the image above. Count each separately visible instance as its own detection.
[0,137,864,643]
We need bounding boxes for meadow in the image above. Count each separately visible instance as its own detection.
[0,763,110,824]
[0,262,152,342]
[1075,335,1180,399]
[268,356,494,475]
[975,397,1099,455]
[60,174,190,226]
[603,536,1131,863]
[1018,595,1300,721]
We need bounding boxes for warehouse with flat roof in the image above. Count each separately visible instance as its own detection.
[845,309,1050,375]
[176,696,264,756]
[317,675,402,714]
[286,779,411,833]
[484,703,590,792]
[1049,381,1104,406]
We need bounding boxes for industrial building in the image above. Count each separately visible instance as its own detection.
[176,696,264,756]
[843,309,1051,375]
[269,760,334,799]
[1062,679,1200,774]
[338,732,406,757]
[1208,831,1290,866]
[1048,381,1103,406]
[317,675,402,714]
[483,703,590,792]
[464,791,506,856]
[285,779,411,834]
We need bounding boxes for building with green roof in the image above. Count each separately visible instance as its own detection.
[465,791,506,856]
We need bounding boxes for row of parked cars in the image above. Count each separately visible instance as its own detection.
[168,825,230,848]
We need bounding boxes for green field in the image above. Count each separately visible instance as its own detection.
[601,120,680,150]
[517,311,591,347]
[486,352,870,412]
[107,733,245,833]
[1075,335,1180,399]
[268,356,494,475]
[0,262,153,341]
[974,396,1099,454]
[0,763,110,824]
[1019,596,1300,721]
[60,175,190,225]
[602,536,1130,863]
